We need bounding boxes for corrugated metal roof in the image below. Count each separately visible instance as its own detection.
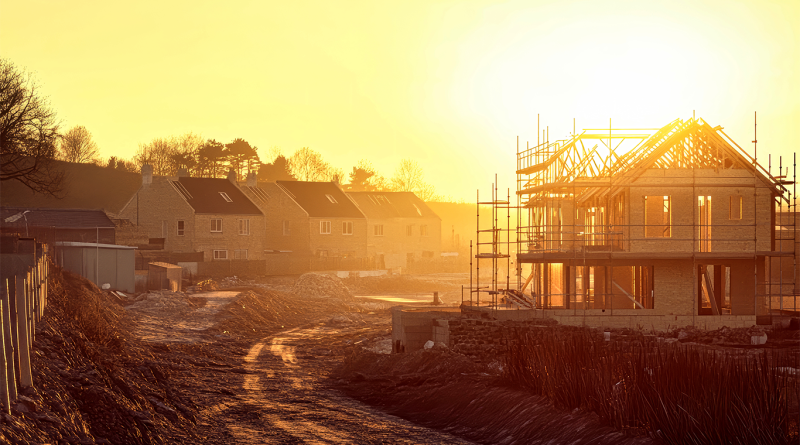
[0,207,115,229]
[347,192,440,219]
[54,241,137,249]
[277,181,365,218]
[173,178,262,215]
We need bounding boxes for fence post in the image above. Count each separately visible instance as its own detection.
[1,279,16,404]
[14,276,32,389]
[0,299,8,414]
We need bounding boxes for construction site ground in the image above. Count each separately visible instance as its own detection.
[2,269,797,444]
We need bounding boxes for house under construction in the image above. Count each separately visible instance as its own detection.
[470,117,798,330]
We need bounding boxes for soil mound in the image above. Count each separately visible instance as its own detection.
[212,287,355,338]
[292,273,352,299]
[1,268,199,444]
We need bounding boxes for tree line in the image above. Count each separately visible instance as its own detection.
[0,58,449,201]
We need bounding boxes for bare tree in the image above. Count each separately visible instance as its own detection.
[0,58,64,195]
[390,158,437,201]
[390,159,424,192]
[289,147,331,181]
[59,125,99,163]
[133,137,177,176]
[327,166,345,184]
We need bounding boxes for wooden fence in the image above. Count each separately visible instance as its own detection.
[0,242,48,414]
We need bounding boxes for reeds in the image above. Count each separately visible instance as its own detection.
[504,329,799,444]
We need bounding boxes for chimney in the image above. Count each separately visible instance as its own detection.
[177,168,188,178]
[227,168,237,183]
[246,171,257,187]
[142,164,153,186]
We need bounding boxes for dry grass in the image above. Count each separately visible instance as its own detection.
[504,328,799,444]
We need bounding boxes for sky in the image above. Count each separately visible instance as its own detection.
[2,0,798,201]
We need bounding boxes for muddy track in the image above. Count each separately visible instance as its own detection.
[199,326,472,444]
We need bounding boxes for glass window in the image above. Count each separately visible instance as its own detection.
[406,225,413,236]
[233,249,248,259]
[320,220,331,234]
[283,220,291,236]
[213,249,228,260]
[177,220,185,236]
[420,225,428,236]
[211,219,222,232]
[374,224,384,236]
[238,219,250,235]
[342,221,353,235]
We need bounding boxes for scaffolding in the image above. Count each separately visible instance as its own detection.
[469,117,798,324]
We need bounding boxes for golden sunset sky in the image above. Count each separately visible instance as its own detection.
[2,0,798,200]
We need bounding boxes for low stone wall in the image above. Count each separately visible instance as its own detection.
[461,305,758,331]
[446,318,556,362]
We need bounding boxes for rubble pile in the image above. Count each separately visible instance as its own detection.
[196,279,219,291]
[669,325,772,345]
[127,290,198,314]
[213,288,353,337]
[219,275,253,287]
[292,273,353,299]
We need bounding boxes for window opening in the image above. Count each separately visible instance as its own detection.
[320,220,331,234]
[219,192,233,202]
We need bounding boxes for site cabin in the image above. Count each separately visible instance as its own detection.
[513,117,797,331]
[118,166,266,262]
[347,191,442,270]
[240,176,369,272]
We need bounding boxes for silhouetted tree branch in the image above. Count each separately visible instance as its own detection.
[0,58,64,196]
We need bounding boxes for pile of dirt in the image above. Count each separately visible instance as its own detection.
[127,290,200,314]
[1,269,199,444]
[292,273,353,299]
[212,288,354,338]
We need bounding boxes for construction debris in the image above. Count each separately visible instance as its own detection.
[293,273,353,299]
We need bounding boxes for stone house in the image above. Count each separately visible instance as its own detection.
[510,117,797,330]
[118,167,266,262]
[239,177,368,271]
[346,192,441,270]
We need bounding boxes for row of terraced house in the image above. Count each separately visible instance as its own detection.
[0,161,442,278]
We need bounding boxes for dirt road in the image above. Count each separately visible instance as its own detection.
[199,325,473,444]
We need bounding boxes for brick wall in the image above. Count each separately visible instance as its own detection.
[367,216,442,269]
[241,182,311,254]
[193,213,266,261]
[628,169,774,253]
[308,217,367,259]
[118,178,195,251]
[120,178,267,261]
